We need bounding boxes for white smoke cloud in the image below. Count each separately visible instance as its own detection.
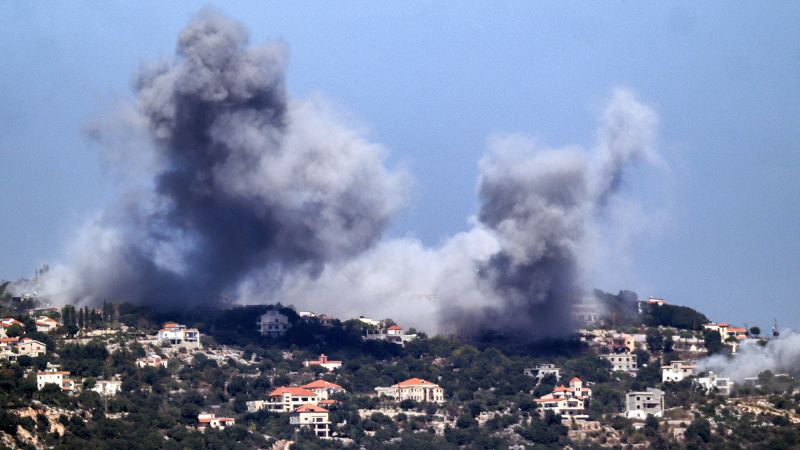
[698,332,800,382]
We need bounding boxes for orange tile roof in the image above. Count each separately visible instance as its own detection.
[269,386,317,397]
[0,337,19,343]
[387,325,402,330]
[294,403,328,413]
[302,380,344,390]
[395,378,437,387]
[319,399,338,405]
[570,377,581,382]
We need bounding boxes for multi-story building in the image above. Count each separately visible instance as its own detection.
[37,370,76,392]
[157,322,201,348]
[301,380,346,400]
[197,413,235,431]
[264,386,320,412]
[600,353,638,373]
[625,388,665,419]
[694,371,734,396]
[607,334,636,353]
[523,364,561,383]
[35,316,60,333]
[303,354,342,371]
[374,378,444,403]
[257,310,291,337]
[92,378,123,396]
[535,377,593,418]
[15,338,46,358]
[290,404,331,438]
[661,360,696,383]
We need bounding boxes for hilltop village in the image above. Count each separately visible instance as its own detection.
[0,283,798,450]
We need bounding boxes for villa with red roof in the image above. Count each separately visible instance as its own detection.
[261,386,320,412]
[37,369,76,392]
[290,403,332,438]
[374,377,444,403]
[535,377,592,418]
[364,324,418,346]
[0,317,24,336]
[35,316,60,333]
[303,354,342,371]
[301,379,346,400]
[197,413,235,431]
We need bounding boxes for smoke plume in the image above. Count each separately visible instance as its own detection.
[698,332,800,382]
[37,12,661,340]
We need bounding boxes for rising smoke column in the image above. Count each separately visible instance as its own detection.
[39,12,407,306]
[698,332,800,382]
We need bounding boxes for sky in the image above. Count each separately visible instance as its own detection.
[1,2,799,331]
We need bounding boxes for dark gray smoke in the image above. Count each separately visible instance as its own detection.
[39,12,406,307]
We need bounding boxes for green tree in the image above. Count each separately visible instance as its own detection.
[704,331,724,355]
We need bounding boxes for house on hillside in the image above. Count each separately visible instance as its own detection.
[264,386,320,412]
[625,388,665,419]
[375,378,444,403]
[600,353,638,373]
[661,360,696,383]
[301,380,346,400]
[136,354,169,368]
[157,322,201,348]
[92,377,123,396]
[15,338,46,358]
[37,370,76,392]
[303,354,342,371]
[364,324,418,345]
[290,404,331,438]
[0,317,24,335]
[35,316,60,333]
[524,364,561,383]
[694,371,734,396]
[197,413,235,431]
[257,310,291,337]
[535,377,593,418]
[607,334,636,353]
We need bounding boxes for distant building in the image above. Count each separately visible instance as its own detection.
[303,354,342,371]
[37,370,76,392]
[197,413,235,431]
[301,380,346,400]
[356,316,381,327]
[263,386,320,412]
[535,377,593,418]
[364,325,418,346]
[157,322,201,348]
[0,317,24,335]
[702,323,730,337]
[92,378,123,396]
[647,297,667,306]
[15,338,46,358]
[600,353,638,373]
[257,310,291,337]
[661,360,696,383]
[35,316,60,333]
[625,388,665,419]
[607,334,636,353]
[523,364,561,383]
[136,354,169,368]
[375,378,444,403]
[694,371,734,396]
[571,298,600,325]
[290,404,331,438]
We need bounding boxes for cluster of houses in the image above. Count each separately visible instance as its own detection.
[35,368,122,396]
[534,377,593,418]
[245,380,346,438]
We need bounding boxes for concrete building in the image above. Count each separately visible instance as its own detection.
[694,371,734,396]
[157,322,201,348]
[374,378,444,403]
[607,334,636,353]
[290,404,331,438]
[601,353,638,373]
[197,413,235,431]
[257,310,291,337]
[303,354,342,371]
[661,360,696,383]
[92,378,123,396]
[523,363,561,383]
[301,380,346,400]
[625,388,665,419]
[37,370,76,392]
[535,377,593,418]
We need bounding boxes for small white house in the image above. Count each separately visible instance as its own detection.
[197,413,235,431]
[625,388,665,419]
[303,354,342,371]
[524,363,561,383]
[661,360,696,383]
[92,378,123,396]
[694,371,734,396]
[37,370,76,392]
[258,310,291,337]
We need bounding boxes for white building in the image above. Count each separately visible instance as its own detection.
[524,364,561,383]
[290,404,331,438]
[197,413,235,431]
[364,325,418,346]
[601,353,638,373]
[15,338,46,358]
[92,378,123,396]
[694,371,734,396]
[258,310,291,337]
[535,377,593,418]
[301,380,346,400]
[661,360,696,383]
[303,354,342,371]
[37,370,76,392]
[264,386,320,412]
[375,378,445,403]
[157,322,201,348]
[136,354,169,368]
[356,316,381,327]
[625,388,665,419]
[35,316,60,333]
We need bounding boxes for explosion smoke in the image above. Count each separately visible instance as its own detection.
[37,12,661,340]
[699,332,800,382]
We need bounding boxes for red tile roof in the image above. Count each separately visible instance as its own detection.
[395,378,438,387]
[302,380,344,390]
[269,386,317,397]
[294,403,328,413]
[387,325,402,330]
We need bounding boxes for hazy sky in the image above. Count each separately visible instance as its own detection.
[1,2,799,330]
